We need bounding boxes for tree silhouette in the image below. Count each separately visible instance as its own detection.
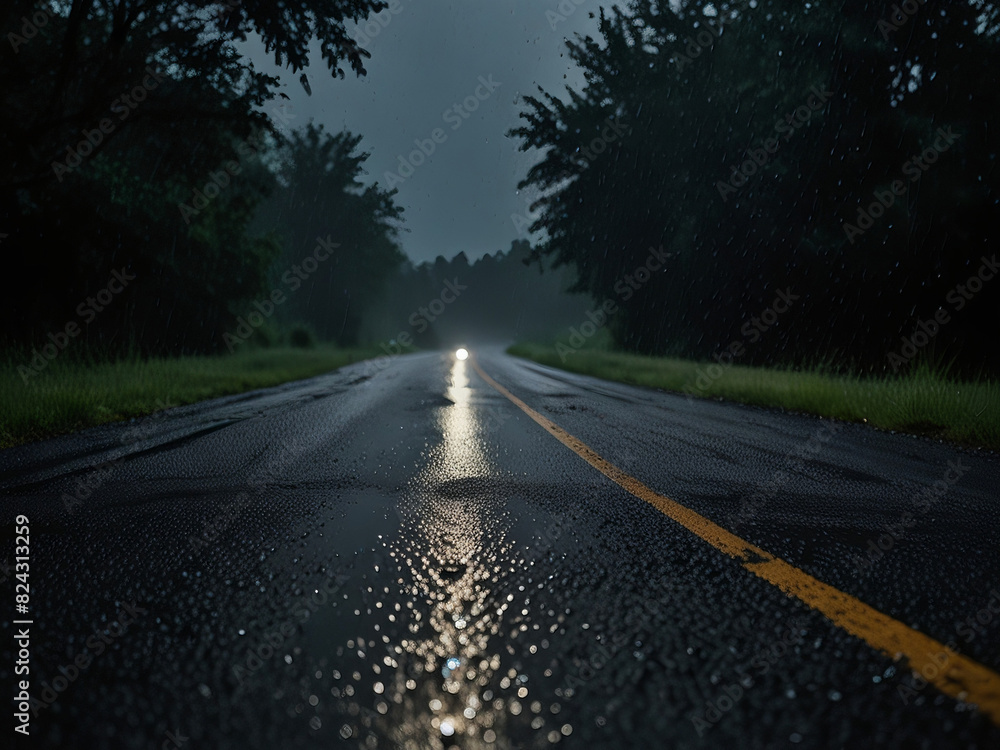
[1,0,389,353]
[510,0,1000,373]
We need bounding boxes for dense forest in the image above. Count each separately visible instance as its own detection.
[361,240,588,348]
[3,1,999,378]
[511,0,1000,375]
[0,0,585,357]
[0,0,414,355]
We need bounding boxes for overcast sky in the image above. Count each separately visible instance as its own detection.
[248,1,616,264]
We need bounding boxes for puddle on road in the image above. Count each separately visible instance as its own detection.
[293,358,571,748]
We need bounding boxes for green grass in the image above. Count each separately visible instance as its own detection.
[508,342,1000,452]
[0,345,382,449]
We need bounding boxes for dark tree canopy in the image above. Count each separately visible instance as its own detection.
[510,0,1000,374]
[252,124,407,346]
[1,0,394,353]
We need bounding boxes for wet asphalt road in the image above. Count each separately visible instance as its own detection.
[1,347,999,750]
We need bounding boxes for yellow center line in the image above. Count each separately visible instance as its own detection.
[470,357,1000,726]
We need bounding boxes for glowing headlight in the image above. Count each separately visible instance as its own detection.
[455,348,469,361]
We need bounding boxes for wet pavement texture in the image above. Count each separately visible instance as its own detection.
[2,347,999,749]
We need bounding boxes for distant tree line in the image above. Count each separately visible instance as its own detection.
[510,0,1000,375]
[362,239,590,348]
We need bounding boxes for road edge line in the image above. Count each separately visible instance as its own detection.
[470,357,1000,726]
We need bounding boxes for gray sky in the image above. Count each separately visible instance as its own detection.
[248,1,614,264]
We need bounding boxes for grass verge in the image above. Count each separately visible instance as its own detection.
[0,345,381,449]
[508,342,999,452]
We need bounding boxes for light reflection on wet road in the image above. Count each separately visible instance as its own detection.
[3,348,999,749]
[297,357,566,748]
[381,357,521,747]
